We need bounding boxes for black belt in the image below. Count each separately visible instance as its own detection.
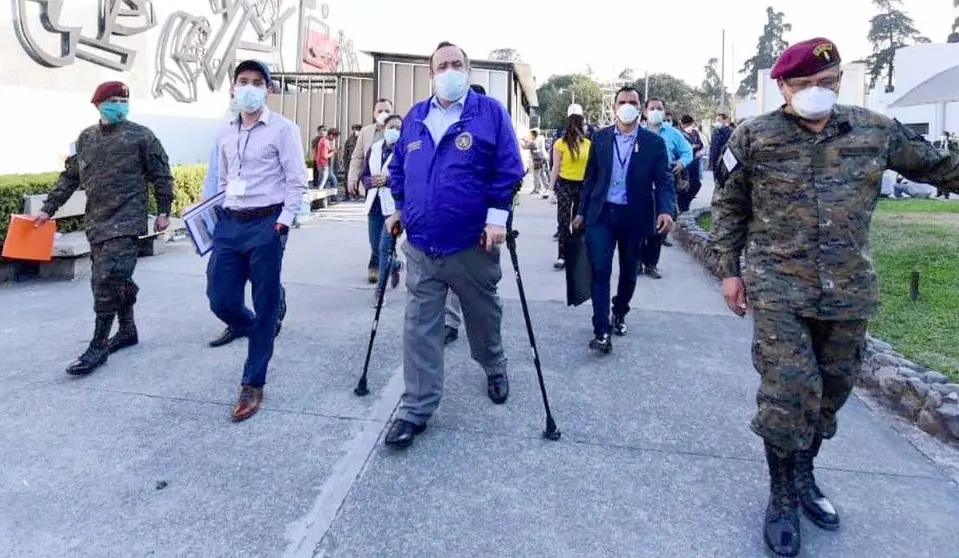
[220,204,283,221]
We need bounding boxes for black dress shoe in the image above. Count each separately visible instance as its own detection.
[487,373,509,404]
[612,315,627,336]
[209,327,247,348]
[384,419,426,448]
[444,326,459,345]
[589,333,612,354]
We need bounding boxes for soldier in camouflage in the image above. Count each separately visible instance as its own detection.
[34,81,173,376]
[711,38,959,557]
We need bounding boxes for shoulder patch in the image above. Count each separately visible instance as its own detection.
[722,148,739,172]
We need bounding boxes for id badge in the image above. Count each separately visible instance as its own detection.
[226,178,247,197]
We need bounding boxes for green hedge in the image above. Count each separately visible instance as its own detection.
[0,164,207,242]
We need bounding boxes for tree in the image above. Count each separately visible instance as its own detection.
[488,48,521,62]
[700,58,727,107]
[950,0,959,42]
[861,0,928,91]
[535,74,603,130]
[618,68,635,82]
[633,73,699,120]
[737,6,792,98]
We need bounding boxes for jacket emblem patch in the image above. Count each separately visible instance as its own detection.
[455,132,473,151]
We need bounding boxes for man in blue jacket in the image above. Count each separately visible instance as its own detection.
[638,98,693,279]
[382,41,525,448]
[572,85,676,353]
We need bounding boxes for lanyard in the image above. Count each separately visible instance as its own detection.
[236,120,254,177]
[613,134,636,174]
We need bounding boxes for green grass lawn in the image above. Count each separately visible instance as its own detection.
[696,212,712,231]
[697,200,959,381]
[871,200,959,381]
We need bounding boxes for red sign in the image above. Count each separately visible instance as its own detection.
[302,21,340,72]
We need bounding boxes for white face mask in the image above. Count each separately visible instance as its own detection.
[647,109,665,125]
[375,111,391,125]
[616,104,639,124]
[790,86,838,121]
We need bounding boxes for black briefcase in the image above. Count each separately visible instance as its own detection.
[565,232,591,307]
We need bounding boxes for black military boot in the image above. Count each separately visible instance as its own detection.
[108,305,139,353]
[796,434,840,530]
[66,315,113,375]
[763,441,802,557]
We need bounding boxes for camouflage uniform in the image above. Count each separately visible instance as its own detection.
[712,104,959,452]
[42,119,173,356]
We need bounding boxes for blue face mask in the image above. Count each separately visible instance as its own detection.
[384,128,401,145]
[99,101,129,124]
[433,70,470,102]
[234,85,266,113]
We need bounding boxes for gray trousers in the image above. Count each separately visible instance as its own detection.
[445,291,463,329]
[398,242,507,424]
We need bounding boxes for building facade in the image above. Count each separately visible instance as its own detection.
[1,0,360,174]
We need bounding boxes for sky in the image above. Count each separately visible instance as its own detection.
[328,0,957,90]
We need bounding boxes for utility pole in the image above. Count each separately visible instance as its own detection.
[730,41,736,116]
[720,29,726,112]
[644,69,649,101]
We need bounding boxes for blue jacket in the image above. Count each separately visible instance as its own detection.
[709,125,733,170]
[389,91,525,257]
[656,125,694,167]
[578,125,675,238]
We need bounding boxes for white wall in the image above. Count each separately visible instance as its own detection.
[866,43,959,140]
[0,0,331,174]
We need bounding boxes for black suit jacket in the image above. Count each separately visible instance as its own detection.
[578,125,675,238]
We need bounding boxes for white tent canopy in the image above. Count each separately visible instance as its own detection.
[888,64,959,108]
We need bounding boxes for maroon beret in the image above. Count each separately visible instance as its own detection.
[91,81,129,105]
[770,38,841,80]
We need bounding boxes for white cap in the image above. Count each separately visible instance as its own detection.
[567,103,584,116]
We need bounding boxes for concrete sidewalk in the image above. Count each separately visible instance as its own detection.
[2,177,958,558]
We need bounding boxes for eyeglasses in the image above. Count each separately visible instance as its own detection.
[783,76,840,91]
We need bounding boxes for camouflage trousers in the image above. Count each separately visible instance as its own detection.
[750,309,868,452]
[90,236,140,316]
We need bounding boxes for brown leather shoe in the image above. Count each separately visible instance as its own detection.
[231,385,263,422]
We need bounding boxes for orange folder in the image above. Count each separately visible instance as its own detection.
[2,214,56,262]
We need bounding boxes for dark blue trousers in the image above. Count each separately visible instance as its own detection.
[585,203,640,336]
[367,196,386,269]
[207,207,286,387]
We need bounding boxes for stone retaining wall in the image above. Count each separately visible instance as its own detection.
[674,206,959,444]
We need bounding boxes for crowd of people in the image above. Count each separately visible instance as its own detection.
[29,36,959,558]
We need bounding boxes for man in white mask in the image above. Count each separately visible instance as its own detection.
[381,41,525,448]
[570,85,675,353]
[711,38,959,557]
